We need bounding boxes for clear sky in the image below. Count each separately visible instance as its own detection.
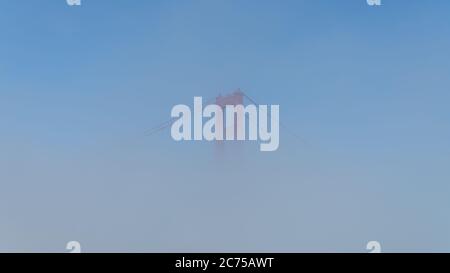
[0,0,449,252]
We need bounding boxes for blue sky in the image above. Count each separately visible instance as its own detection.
[0,0,450,252]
